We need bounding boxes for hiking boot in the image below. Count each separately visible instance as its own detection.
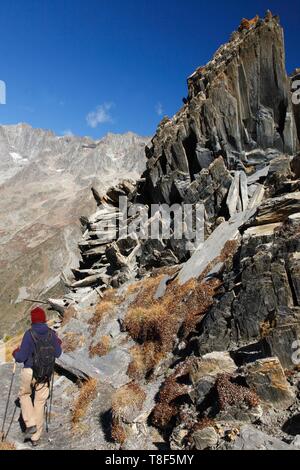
[31,439,40,447]
[24,426,37,438]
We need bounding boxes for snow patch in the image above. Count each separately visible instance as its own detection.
[10,152,28,164]
[15,286,30,303]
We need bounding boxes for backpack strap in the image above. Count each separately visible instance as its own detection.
[30,327,51,342]
[47,329,53,341]
[30,328,38,344]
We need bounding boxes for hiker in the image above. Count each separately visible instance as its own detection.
[12,307,62,446]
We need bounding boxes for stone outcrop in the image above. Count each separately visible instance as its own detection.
[245,357,295,409]
[196,212,300,361]
[231,425,298,450]
[141,13,298,210]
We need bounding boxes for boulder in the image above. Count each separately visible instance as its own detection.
[190,351,236,383]
[245,357,295,409]
[191,426,219,450]
[178,208,255,285]
[232,425,298,450]
[191,376,216,408]
[57,348,131,387]
[262,320,300,369]
[254,192,300,225]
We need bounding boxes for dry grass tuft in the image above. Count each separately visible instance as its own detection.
[89,335,111,357]
[0,333,23,363]
[124,269,221,379]
[260,311,277,339]
[111,422,127,444]
[61,305,77,327]
[0,439,16,450]
[149,240,241,429]
[111,382,146,444]
[71,378,97,426]
[151,359,193,430]
[88,289,124,336]
[125,282,142,296]
[216,374,260,410]
[179,277,221,338]
[62,332,84,353]
[127,342,164,380]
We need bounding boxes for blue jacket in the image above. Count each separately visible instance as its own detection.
[14,323,62,368]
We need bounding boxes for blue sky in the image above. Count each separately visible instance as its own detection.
[0,0,299,139]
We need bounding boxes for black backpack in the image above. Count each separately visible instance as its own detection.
[30,328,56,383]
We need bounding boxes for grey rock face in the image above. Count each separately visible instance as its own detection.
[144,16,298,212]
[197,214,300,357]
[245,357,295,409]
[66,14,300,301]
[191,426,219,450]
[232,425,298,450]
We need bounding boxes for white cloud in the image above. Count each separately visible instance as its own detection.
[155,102,163,116]
[86,102,114,128]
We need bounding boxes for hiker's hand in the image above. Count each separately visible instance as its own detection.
[12,347,20,358]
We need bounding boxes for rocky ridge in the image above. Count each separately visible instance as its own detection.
[1,11,300,451]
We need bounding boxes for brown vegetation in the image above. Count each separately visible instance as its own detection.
[191,417,216,432]
[127,342,164,380]
[111,382,146,444]
[61,305,77,327]
[239,15,259,31]
[0,332,23,363]
[0,433,16,450]
[71,378,97,426]
[62,332,84,353]
[124,239,239,380]
[89,335,111,357]
[151,360,193,430]
[0,440,16,450]
[216,374,260,410]
[88,289,124,336]
[124,268,221,379]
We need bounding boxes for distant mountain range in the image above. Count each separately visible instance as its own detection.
[0,123,148,336]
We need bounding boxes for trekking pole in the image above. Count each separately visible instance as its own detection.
[4,403,17,441]
[1,361,16,442]
[48,373,55,425]
[45,401,49,433]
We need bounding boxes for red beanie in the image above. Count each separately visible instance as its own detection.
[31,307,47,324]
